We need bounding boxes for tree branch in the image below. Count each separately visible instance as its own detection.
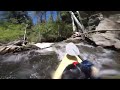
[76,11,85,30]
[84,29,120,34]
[71,14,76,32]
[69,11,84,33]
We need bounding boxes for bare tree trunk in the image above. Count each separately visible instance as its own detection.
[23,24,28,45]
[37,24,41,42]
[58,25,61,37]
[24,24,27,41]
[38,30,41,42]
[40,14,43,23]
[45,11,47,22]
[37,15,41,24]
[56,11,60,21]
[76,11,85,30]
[71,14,76,32]
[69,11,84,33]
[69,11,86,40]
[24,28,26,42]
[76,11,82,21]
[50,11,54,22]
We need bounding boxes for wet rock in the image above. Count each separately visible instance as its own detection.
[96,18,120,30]
[0,41,120,79]
[0,43,2,46]
[89,18,120,49]
[65,37,82,43]
[90,33,116,47]
[88,13,104,30]
[96,46,104,53]
[72,32,81,38]
[0,43,40,55]
[114,41,120,49]
[14,40,28,46]
[7,40,28,46]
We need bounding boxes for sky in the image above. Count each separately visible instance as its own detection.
[0,11,57,25]
[28,11,57,25]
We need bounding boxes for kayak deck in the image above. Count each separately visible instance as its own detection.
[52,54,82,79]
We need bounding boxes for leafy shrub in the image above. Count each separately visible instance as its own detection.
[29,21,72,42]
[0,21,24,43]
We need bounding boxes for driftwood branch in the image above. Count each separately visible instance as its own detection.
[24,24,27,41]
[76,11,82,21]
[84,29,120,34]
[69,11,84,33]
[71,14,76,32]
[72,29,120,38]
[76,11,85,30]
[23,24,28,45]
[0,43,39,55]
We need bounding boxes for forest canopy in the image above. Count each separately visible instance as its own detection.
[0,11,115,43]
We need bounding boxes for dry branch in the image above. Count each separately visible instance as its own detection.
[84,29,120,34]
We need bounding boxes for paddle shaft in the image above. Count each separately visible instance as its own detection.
[78,55,84,61]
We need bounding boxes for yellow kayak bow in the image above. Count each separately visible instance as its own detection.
[52,54,82,79]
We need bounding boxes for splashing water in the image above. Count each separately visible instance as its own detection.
[0,42,120,79]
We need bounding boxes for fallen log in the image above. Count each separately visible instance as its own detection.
[84,29,120,34]
[69,11,85,33]
[0,43,40,55]
[0,46,6,51]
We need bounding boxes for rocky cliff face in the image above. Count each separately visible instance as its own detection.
[89,14,120,49]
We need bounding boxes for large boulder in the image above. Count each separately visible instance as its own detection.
[89,18,120,49]
[96,18,120,30]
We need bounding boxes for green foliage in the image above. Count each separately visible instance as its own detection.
[60,11,71,23]
[48,16,54,23]
[56,11,61,22]
[28,21,72,42]
[0,21,24,43]
[0,11,73,43]
[3,11,33,27]
[34,11,46,23]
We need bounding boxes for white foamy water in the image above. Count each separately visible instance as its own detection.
[2,54,28,63]
[98,69,120,77]
[1,41,119,79]
[34,43,54,49]
[35,47,54,54]
[55,49,66,61]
